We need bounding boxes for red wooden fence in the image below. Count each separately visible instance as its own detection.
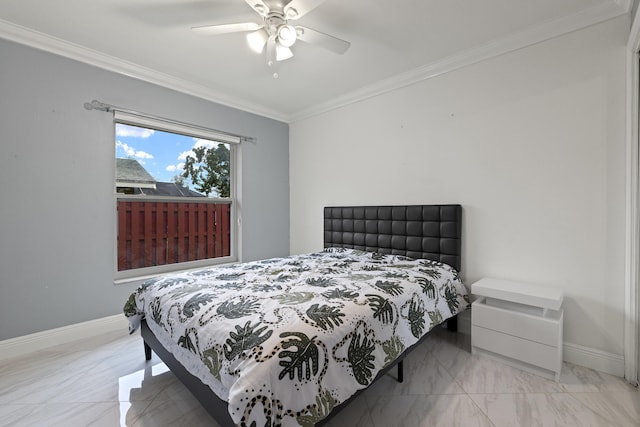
[117,199,231,271]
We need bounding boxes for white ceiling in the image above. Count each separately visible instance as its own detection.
[0,0,633,122]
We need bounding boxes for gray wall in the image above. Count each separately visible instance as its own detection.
[0,39,289,340]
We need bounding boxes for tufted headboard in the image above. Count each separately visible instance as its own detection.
[323,204,462,271]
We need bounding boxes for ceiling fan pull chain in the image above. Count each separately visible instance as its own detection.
[266,35,277,67]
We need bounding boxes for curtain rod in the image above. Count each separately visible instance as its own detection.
[83,99,256,143]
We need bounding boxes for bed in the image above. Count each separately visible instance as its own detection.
[124,204,467,426]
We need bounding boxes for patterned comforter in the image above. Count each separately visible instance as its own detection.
[124,248,469,426]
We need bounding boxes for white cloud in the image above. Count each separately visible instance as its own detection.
[177,150,192,161]
[116,141,154,160]
[193,138,217,149]
[166,163,184,173]
[177,139,221,161]
[116,124,155,138]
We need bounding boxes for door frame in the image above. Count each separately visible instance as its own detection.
[625,4,640,386]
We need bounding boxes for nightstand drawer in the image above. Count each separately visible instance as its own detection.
[472,298,562,347]
[471,325,559,372]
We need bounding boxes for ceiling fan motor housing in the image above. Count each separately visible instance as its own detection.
[264,14,297,48]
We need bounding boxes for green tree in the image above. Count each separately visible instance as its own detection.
[181,144,230,197]
[171,174,186,187]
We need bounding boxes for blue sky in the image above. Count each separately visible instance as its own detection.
[115,123,219,184]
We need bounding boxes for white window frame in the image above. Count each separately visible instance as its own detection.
[113,111,240,282]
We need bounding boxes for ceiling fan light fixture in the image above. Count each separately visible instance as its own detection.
[275,45,293,61]
[277,24,297,47]
[247,28,268,53]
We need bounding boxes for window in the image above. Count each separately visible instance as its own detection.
[114,111,239,280]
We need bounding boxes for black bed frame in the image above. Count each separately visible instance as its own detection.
[140,204,463,426]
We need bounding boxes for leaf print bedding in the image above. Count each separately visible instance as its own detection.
[124,248,468,426]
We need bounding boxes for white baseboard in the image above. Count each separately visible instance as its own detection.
[0,314,129,362]
[563,342,625,377]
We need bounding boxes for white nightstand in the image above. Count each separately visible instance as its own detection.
[471,278,564,381]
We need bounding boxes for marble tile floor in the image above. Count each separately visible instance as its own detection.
[0,326,638,427]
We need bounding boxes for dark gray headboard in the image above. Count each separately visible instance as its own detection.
[323,205,462,271]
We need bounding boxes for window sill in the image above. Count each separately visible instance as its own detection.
[114,256,238,285]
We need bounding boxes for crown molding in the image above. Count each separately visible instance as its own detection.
[289,0,631,122]
[615,0,633,13]
[0,19,288,123]
[0,0,631,124]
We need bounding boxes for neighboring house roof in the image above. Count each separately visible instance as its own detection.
[133,182,205,197]
[116,158,156,189]
[116,158,205,197]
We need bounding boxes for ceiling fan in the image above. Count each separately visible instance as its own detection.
[192,0,350,77]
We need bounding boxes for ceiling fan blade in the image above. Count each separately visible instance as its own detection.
[192,22,262,35]
[296,26,350,54]
[244,0,269,17]
[284,0,326,20]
